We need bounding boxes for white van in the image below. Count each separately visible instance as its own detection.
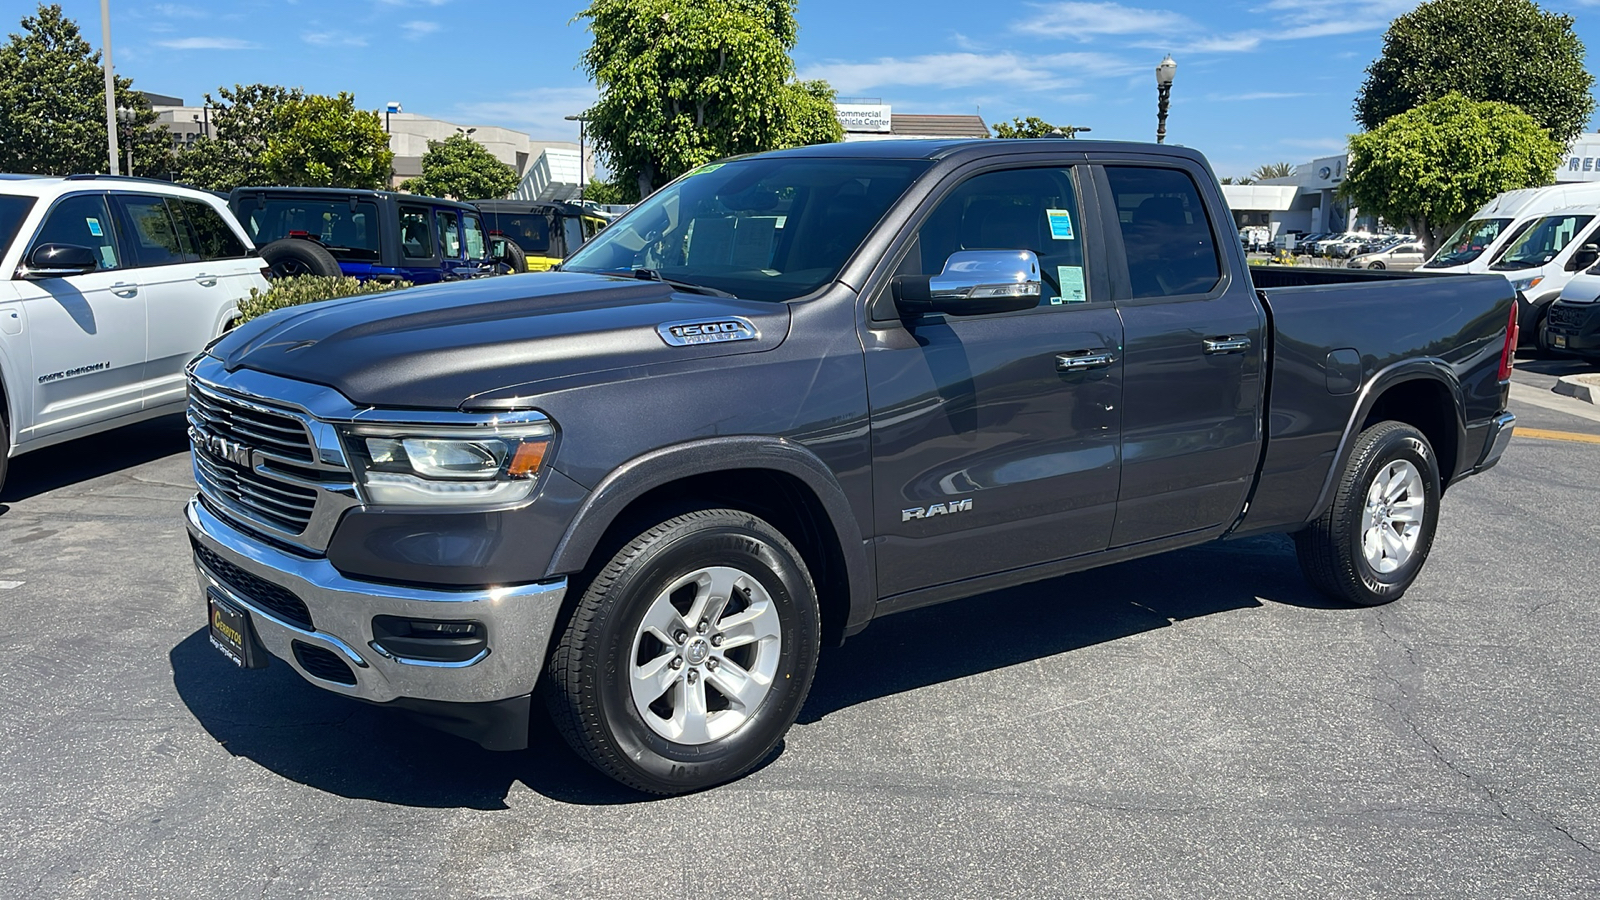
[1423,182,1600,275]
[1480,205,1600,344]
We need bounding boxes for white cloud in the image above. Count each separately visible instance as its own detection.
[1017,0,1419,54]
[401,20,441,40]
[155,36,261,50]
[302,31,368,47]
[1018,2,1195,38]
[1280,137,1351,152]
[452,86,598,142]
[149,3,208,18]
[1206,91,1310,101]
[801,51,1141,94]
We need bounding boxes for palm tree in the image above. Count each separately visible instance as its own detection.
[1251,162,1294,181]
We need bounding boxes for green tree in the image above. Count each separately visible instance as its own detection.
[583,176,632,205]
[1219,176,1256,185]
[173,84,305,191]
[0,4,168,176]
[1356,0,1594,144]
[1251,162,1293,180]
[578,0,843,198]
[398,133,519,199]
[991,116,1086,138]
[258,92,393,189]
[1342,93,1562,253]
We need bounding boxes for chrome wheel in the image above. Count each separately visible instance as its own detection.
[630,565,783,745]
[1360,459,1425,574]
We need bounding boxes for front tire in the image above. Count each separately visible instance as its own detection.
[544,509,821,794]
[1367,261,1386,270]
[1295,421,1441,606]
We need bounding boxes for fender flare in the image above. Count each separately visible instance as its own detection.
[1304,358,1466,526]
[544,435,876,638]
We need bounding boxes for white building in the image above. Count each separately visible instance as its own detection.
[834,101,990,142]
[1557,133,1600,182]
[1221,154,1374,240]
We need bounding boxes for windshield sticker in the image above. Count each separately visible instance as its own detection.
[86,218,103,237]
[1057,265,1087,303]
[687,163,726,177]
[1046,209,1075,241]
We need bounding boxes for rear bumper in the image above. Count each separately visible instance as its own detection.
[185,497,566,748]
[1472,412,1516,475]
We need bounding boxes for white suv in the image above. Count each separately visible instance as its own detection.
[0,175,270,493]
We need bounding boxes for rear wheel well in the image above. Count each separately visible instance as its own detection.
[574,469,852,648]
[1362,379,1459,486]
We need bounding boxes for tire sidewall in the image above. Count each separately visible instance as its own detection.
[1344,428,1441,602]
[589,518,819,790]
[261,238,342,279]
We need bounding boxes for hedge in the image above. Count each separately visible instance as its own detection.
[237,275,412,323]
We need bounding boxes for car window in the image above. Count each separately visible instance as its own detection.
[166,199,201,261]
[582,216,603,241]
[0,194,39,261]
[463,213,486,260]
[32,193,121,270]
[486,212,551,255]
[1105,166,1222,299]
[437,210,461,259]
[400,206,434,259]
[1426,217,1513,268]
[562,216,583,258]
[915,166,1092,306]
[1491,214,1595,271]
[181,199,248,260]
[236,196,380,262]
[117,195,194,267]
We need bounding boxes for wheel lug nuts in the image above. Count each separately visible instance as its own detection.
[710,634,723,647]
[674,630,687,644]
[706,657,719,670]
[670,656,683,669]
[686,669,699,684]
[697,620,709,634]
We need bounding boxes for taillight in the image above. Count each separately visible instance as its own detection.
[1497,300,1518,381]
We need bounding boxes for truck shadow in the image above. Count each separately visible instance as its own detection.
[0,413,190,503]
[169,533,1337,809]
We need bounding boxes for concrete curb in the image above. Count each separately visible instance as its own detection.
[1553,374,1600,405]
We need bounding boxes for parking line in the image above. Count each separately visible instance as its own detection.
[0,581,22,590]
[1517,427,1600,445]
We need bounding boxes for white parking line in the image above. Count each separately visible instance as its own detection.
[0,581,23,590]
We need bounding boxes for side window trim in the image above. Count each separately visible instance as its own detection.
[1098,159,1232,305]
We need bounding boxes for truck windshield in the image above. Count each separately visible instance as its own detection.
[235,197,382,262]
[562,157,931,302]
[0,194,37,259]
[1490,214,1594,271]
[1425,217,1512,268]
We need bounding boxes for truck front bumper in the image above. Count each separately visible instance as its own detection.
[184,497,566,750]
[1543,300,1600,357]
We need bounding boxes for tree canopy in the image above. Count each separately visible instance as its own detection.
[991,117,1087,139]
[0,4,168,176]
[399,133,519,200]
[577,0,843,199]
[172,84,305,191]
[257,92,393,190]
[1251,162,1293,180]
[1356,0,1594,144]
[1342,93,1563,252]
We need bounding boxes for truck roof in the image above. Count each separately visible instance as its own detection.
[744,138,1208,165]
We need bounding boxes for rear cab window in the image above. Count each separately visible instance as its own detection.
[1105,166,1222,299]
[235,195,381,262]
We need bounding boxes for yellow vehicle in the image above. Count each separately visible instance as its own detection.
[473,200,609,272]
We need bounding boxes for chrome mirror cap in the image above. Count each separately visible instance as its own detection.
[929,250,1042,301]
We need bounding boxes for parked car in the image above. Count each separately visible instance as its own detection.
[1485,207,1600,346]
[1347,241,1427,270]
[472,199,609,272]
[183,140,1517,795]
[229,187,510,284]
[0,174,269,494]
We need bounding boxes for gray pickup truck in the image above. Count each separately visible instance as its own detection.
[184,140,1518,794]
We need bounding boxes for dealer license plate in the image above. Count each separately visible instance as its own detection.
[1554,335,1568,348]
[208,590,263,668]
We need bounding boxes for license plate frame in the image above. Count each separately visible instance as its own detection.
[208,589,267,669]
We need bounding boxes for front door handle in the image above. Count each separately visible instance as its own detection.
[1056,350,1116,372]
[110,282,138,297]
[1203,336,1251,354]
[195,273,219,287]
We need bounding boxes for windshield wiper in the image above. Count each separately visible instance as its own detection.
[631,268,738,299]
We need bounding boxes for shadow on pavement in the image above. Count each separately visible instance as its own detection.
[170,533,1336,808]
[1,413,190,503]
[1513,349,1595,376]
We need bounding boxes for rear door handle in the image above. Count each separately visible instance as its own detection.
[195,273,219,287]
[1203,336,1251,354]
[110,282,138,297]
[1056,350,1116,372]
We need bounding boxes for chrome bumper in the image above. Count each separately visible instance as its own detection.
[1476,412,1516,473]
[184,497,566,706]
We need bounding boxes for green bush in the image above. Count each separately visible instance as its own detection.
[238,275,411,323]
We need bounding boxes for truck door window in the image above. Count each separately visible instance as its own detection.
[29,193,120,270]
[463,213,486,260]
[400,207,434,259]
[438,210,461,259]
[915,167,1090,306]
[1104,166,1221,299]
[181,200,247,260]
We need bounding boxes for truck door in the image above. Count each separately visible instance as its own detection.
[1097,164,1265,547]
[864,164,1124,598]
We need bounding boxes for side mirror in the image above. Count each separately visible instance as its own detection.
[22,243,100,279]
[1570,243,1599,271]
[892,250,1042,316]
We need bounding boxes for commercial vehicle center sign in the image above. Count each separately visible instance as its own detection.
[835,104,892,133]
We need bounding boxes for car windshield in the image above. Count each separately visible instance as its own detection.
[0,194,38,259]
[1426,217,1512,267]
[1490,214,1593,271]
[561,157,931,302]
[235,196,382,262]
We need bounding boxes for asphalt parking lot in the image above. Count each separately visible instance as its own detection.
[2,355,1599,899]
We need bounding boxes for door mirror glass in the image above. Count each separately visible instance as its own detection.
[1569,243,1599,271]
[23,242,100,278]
[892,250,1041,316]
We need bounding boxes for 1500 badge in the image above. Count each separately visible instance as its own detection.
[902,498,973,522]
[657,317,758,346]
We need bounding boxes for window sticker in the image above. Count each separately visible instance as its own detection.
[1046,208,1075,241]
[98,247,115,268]
[688,163,726,177]
[1057,265,1087,302]
[86,218,103,237]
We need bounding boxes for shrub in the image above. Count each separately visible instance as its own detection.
[237,275,411,323]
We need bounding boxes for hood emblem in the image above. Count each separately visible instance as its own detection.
[657,317,758,347]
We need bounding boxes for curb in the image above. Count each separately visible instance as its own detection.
[1553,374,1600,405]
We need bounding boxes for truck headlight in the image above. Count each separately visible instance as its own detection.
[1510,275,1544,293]
[342,417,554,507]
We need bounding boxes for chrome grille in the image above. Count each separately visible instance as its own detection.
[1549,304,1586,329]
[193,450,318,534]
[187,385,315,463]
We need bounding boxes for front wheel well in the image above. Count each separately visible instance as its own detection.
[574,469,852,649]
[1362,378,1460,486]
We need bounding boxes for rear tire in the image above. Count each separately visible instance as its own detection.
[1295,421,1441,606]
[260,238,342,279]
[1367,261,1386,270]
[544,508,821,795]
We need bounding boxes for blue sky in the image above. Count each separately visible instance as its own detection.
[10,0,1600,179]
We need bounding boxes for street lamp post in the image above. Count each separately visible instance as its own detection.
[1155,55,1177,144]
[565,114,587,203]
[116,107,134,175]
[100,0,119,175]
[385,101,401,133]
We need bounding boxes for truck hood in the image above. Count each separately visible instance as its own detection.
[212,272,793,410]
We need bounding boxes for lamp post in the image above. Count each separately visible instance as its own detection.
[116,107,134,176]
[385,101,401,133]
[1155,55,1176,144]
[1053,125,1091,139]
[565,114,588,203]
[100,0,119,175]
